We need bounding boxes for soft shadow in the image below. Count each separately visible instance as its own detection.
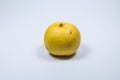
[49,53,76,60]
[73,44,91,60]
[35,44,91,61]
[35,44,55,61]
[36,44,75,61]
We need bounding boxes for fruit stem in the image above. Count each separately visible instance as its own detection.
[58,23,63,27]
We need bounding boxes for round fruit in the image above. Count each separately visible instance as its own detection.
[44,22,81,56]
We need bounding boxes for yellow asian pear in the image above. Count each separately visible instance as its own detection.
[44,22,81,56]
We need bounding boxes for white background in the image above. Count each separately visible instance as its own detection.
[0,0,120,80]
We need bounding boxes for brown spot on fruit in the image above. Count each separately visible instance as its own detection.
[69,30,72,34]
[58,23,63,27]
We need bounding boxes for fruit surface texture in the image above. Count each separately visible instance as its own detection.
[44,22,81,56]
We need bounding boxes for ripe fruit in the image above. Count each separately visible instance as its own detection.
[44,22,81,56]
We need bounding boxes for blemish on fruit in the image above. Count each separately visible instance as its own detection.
[69,30,72,34]
[58,23,63,27]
